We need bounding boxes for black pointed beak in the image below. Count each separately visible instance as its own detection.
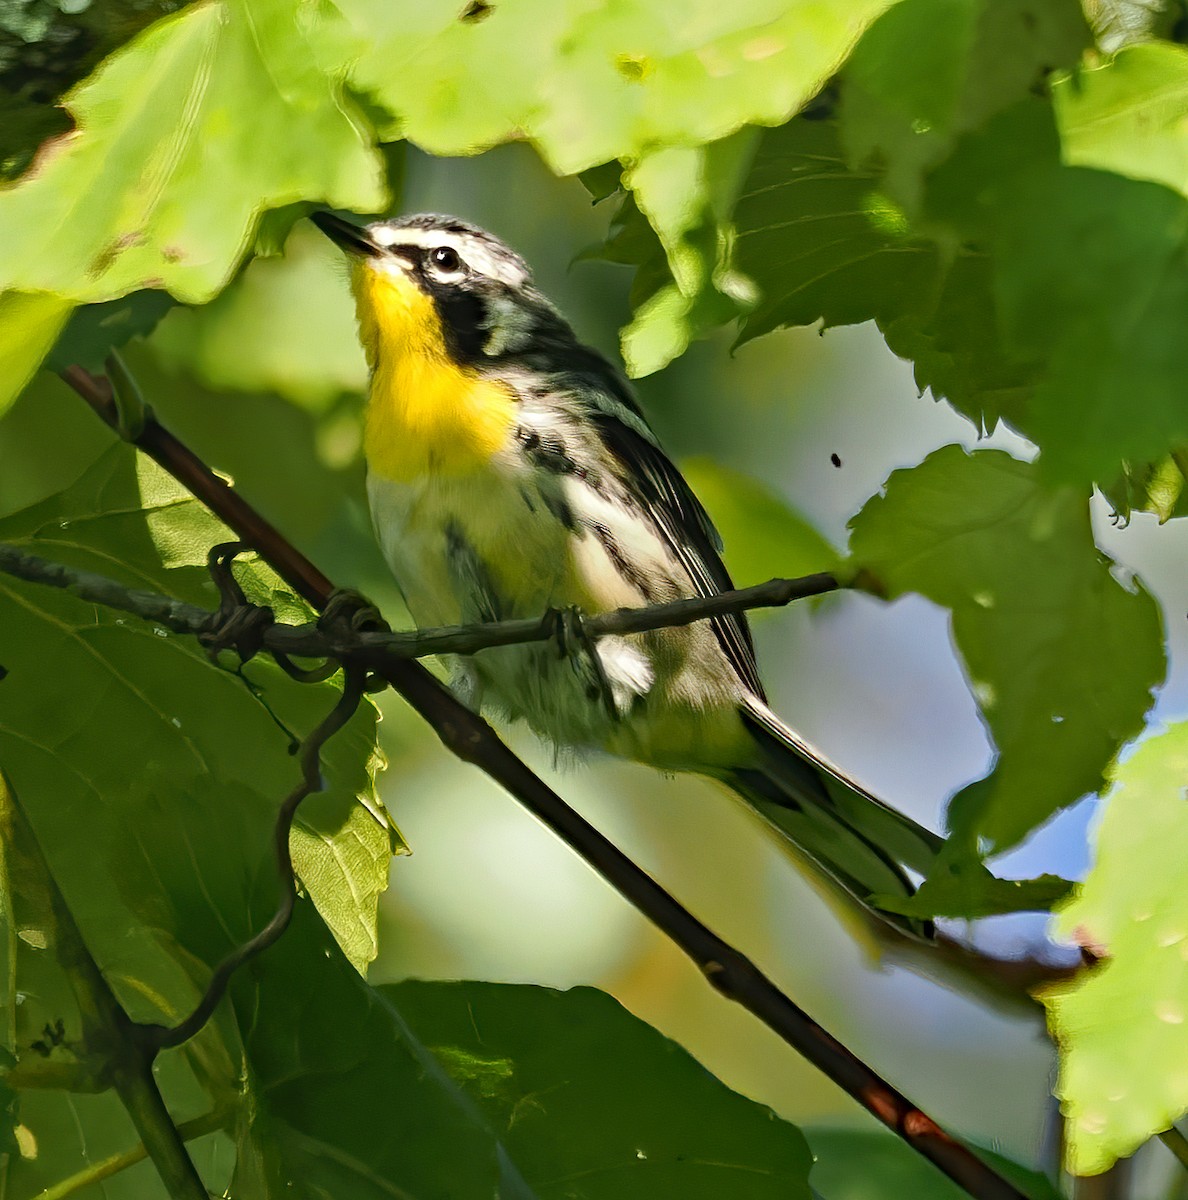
[311,211,380,257]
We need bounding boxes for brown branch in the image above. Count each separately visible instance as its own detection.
[60,363,1033,1200]
[0,537,1078,1011]
[0,542,838,662]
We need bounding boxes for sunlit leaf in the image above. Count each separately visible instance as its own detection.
[617,135,758,375]
[1055,42,1188,199]
[1043,722,1188,1176]
[347,0,899,375]
[345,0,899,176]
[0,292,72,419]
[0,0,385,304]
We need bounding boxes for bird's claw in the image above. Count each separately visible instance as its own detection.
[545,605,618,722]
[319,587,390,637]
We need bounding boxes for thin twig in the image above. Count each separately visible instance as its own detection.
[0,541,838,662]
[141,664,368,1054]
[0,540,1078,1001]
[60,364,1032,1200]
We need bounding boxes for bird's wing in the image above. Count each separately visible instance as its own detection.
[587,403,766,701]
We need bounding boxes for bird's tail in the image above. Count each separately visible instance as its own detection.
[722,698,945,940]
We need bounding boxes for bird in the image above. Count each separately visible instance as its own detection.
[312,209,944,939]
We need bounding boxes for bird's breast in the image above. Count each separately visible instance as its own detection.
[355,266,517,482]
[364,359,517,483]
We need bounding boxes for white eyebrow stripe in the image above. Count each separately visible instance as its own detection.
[365,224,529,288]
[369,225,432,248]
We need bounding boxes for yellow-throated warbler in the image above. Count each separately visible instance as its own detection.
[313,210,942,938]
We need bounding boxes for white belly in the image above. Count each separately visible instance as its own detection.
[367,465,748,767]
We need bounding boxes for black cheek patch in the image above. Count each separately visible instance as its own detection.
[432,287,488,364]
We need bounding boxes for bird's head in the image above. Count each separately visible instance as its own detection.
[312,211,566,371]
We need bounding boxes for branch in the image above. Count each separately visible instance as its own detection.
[0,539,1084,1005]
[60,363,1032,1200]
[0,772,207,1200]
[0,541,839,662]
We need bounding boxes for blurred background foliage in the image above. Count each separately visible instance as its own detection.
[5,0,1188,1194]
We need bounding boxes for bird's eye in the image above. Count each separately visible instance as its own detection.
[428,245,462,275]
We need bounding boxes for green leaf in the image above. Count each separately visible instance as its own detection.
[46,291,176,374]
[0,445,400,987]
[875,861,1071,920]
[680,457,842,589]
[991,164,1188,485]
[0,0,192,179]
[999,46,1188,484]
[579,160,624,202]
[344,0,898,374]
[0,766,226,1199]
[849,446,1163,852]
[1055,42,1188,200]
[1099,454,1188,526]
[806,1128,1063,1200]
[839,0,1089,213]
[0,443,417,1188]
[0,291,72,419]
[345,0,899,176]
[231,905,534,1200]
[732,116,941,342]
[0,0,386,304]
[1042,722,1188,1175]
[715,17,1188,495]
[0,1073,14,1159]
[618,134,758,375]
[389,979,814,1199]
[151,223,367,410]
[730,90,1057,441]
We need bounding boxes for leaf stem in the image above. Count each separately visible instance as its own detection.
[104,350,147,440]
[36,1109,226,1200]
[1162,1125,1188,1174]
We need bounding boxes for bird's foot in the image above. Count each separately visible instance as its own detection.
[546,605,618,722]
[319,587,391,636]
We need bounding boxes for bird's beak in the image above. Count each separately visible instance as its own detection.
[311,211,380,258]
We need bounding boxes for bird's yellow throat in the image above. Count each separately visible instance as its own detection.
[352,263,516,482]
